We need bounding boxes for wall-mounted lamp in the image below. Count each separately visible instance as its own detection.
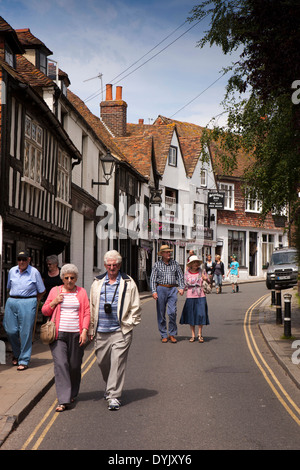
[92,151,116,186]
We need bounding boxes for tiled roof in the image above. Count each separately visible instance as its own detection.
[15,28,53,55]
[0,16,24,54]
[154,115,254,180]
[153,115,205,177]
[114,135,153,179]
[126,122,175,176]
[208,139,255,179]
[16,54,54,88]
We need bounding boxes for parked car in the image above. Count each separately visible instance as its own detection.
[266,247,298,289]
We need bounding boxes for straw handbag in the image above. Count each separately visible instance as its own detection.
[40,287,59,344]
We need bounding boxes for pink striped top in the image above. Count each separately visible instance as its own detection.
[58,291,80,333]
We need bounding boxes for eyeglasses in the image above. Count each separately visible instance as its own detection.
[17,258,28,262]
[64,276,76,280]
[106,264,118,268]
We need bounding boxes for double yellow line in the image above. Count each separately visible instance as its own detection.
[21,348,97,450]
[244,295,300,426]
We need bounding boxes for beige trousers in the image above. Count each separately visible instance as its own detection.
[94,330,133,400]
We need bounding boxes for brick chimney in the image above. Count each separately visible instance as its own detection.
[100,84,127,137]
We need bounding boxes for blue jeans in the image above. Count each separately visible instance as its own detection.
[156,286,178,338]
[214,274,223,287]
[3,297,37,365]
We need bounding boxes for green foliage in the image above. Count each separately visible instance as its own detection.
[189,0,300,256]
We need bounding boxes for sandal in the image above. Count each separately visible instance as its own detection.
[198,336,204,343]
[56,404,66,412]
[12,357,18,366]
[189,337,195,342]
[17,364,28,371]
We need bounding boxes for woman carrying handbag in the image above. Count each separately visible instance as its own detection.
[42,264,90,412]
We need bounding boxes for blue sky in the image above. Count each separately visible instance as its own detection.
[1,0,240,127]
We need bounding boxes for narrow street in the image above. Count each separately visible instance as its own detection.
[2,282,300,451]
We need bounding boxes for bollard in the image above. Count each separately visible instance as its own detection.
[271,276,276,305]
[276,288,282,324]
[283,293,292,338]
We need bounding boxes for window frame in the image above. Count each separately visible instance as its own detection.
[168,146,177,167]
[219,183,235,210]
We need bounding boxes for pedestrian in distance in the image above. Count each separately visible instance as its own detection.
[180,255,210,343]
[42,264,90,412]
[4,250,45,370]
[204,254,214,285]
[89,250,141,411]
[227,254,240,293]
[42,254,63,300]
[150,245,184,343]
[212,255,225,294]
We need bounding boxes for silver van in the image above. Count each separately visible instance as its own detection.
[266,247,298,289]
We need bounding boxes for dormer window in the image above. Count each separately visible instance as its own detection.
[36,50,47,75]
[5,44,15,68]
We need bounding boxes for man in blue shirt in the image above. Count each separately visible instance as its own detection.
[4,250,45,370]
[150,245,184,343]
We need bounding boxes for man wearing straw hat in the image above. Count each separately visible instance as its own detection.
[150,245,184,343]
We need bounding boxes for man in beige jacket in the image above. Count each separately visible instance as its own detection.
[89,250,141,410]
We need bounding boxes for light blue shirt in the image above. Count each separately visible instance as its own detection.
[97,273,120,333]
[229,261,239,276]
[7,264,45,297]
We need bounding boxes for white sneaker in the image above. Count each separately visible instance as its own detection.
[108,398,121,410]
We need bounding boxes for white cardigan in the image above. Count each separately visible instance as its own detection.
[89,272,141,336]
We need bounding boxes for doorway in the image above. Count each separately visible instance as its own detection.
[249,232,258,276]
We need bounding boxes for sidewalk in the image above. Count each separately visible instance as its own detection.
[0,285,299,446]
[258,286,300,389]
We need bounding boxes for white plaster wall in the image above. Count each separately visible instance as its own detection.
[70,211,84,287]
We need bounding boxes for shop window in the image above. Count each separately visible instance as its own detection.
[228,230,246,266]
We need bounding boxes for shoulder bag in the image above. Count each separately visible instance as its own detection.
[40,287,59,344]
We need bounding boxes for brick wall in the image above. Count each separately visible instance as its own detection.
[100,99,127,137]
[217,179,284,231]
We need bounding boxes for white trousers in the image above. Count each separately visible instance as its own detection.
[95,330,132,400]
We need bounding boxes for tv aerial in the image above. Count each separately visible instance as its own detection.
[84,73,103,101]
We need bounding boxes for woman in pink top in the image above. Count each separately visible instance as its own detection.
[180,256,210,343]
[42,264,90,412]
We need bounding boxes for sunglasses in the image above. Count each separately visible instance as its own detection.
[64,276,76,280]
[17,258,28,261]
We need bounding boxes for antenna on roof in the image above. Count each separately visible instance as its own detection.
[83,73,103,101]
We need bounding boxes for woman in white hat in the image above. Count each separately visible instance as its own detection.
[179,255,210,343]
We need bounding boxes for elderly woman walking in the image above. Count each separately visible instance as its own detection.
[42,264,90,412]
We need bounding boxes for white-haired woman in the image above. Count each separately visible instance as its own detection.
[42,264,90,412]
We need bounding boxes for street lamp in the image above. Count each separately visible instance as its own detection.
[92,151,116,186]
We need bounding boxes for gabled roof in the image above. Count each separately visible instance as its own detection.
[153,115,205,178]
[15,28,53,55]
[155,115,254,180]
[126,122,175,176]
[0,16,24,54]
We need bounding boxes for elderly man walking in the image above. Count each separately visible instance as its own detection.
[4,250,45,370]
[150,245,184,343]
[89,250,141,410]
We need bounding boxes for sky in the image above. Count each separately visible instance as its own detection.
[1,0,241,127]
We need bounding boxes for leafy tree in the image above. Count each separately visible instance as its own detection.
[188,0,300,259]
